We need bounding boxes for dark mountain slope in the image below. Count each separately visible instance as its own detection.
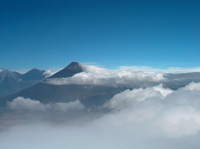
[0,82,126,107]
[50,62,84,78]
[0,62,127,108]
[163,72,200,90]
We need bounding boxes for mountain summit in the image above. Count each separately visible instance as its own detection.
[0,62,127,107]
[49,62,84,78]
[0,62,84,97]
[0,69,21,83]
[22,68,45,81]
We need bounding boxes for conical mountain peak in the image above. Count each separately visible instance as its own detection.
[49,62,84,78]
[22,68,45,81]
[64,62,82,70]
[24,68,45,74]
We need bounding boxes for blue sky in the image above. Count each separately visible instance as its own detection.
[1,0,200,70]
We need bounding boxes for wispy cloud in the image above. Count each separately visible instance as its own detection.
[45,68,62,75]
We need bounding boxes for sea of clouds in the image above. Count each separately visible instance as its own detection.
[1,64,200,148]
[0,82,200,148]
[45,64,200,89]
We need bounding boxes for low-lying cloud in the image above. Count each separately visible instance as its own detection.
[8,97,47,111]
[102,82,200,137]
[46,64,164,87]
[2,80,200,148]
[7,97,85,112]
[45,64,200,90]
[119,65,200,73]
[103,84,173,110]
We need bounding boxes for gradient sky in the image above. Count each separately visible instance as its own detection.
[1,0,200,70]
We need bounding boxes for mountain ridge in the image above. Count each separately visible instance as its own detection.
[0,68,47,97]
[1,61,200,109]
[0,62,128,108]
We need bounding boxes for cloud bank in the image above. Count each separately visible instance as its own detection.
[46,64,164,87]
[119,65,200,73]
[102,82,200,137]
[45,63,200,90]
[2,74,200,148]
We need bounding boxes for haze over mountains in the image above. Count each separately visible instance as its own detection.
[1,61,200,107]
[0,68,48,97]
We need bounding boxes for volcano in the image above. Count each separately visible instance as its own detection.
[0,62,127,108]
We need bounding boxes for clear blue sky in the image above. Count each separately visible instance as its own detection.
[1,0,200,70]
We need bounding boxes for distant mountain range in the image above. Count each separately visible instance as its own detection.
[0,68,46,97]
[1,62,200,109]
[0,62,127,108]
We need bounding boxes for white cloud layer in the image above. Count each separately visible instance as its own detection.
[119,66,200,73]
[2,81,200,148]
[46,64,164,87]
[103,84,173,110]
[8,97,47,111]
[181,81,200,91]
[7,97,85,112]
[102,82,200,136]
